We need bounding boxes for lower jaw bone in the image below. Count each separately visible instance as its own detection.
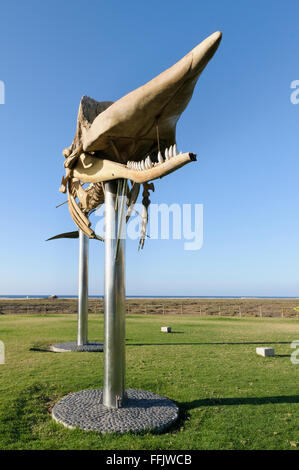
[72,151,196,185]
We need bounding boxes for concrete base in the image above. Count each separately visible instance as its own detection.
[256,347,275,357]
[50,341,104,352]
[52,388,178,433]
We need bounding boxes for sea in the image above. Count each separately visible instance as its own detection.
[0,295,298,299]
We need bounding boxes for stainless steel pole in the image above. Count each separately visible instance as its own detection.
[103,181,126,408]
[77,229,89,346]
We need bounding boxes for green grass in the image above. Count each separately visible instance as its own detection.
[0,314,298,450]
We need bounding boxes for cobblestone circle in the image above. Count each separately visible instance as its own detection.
[52,389,179,433]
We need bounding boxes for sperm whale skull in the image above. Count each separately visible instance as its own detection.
[60,31,222,242]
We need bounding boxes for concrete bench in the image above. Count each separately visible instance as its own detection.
[161,326,171,333]
[256,347,275,357]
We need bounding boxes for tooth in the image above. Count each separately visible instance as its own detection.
[144,157,150,169]
[173,144,177,156]
[179,151,182,155]
[158,151,163,163]
[138,162,142,170]
[146,156,153,168]
[169,145,173,158]
[165,148,169,160]
[141,160,145,170]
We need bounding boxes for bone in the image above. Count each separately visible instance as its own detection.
[61,31,222,245]
[63,147,72,158]
[158,151,163,163]
[80,152,93,169]
[73,151,196,184]
[145,156,153,169]
[83,32,222,156]
[126,182,140,222]
[67,187,94,238]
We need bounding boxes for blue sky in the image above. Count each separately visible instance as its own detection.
[1,0,299,296]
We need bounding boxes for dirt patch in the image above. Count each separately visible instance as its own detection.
[0,298,298,318]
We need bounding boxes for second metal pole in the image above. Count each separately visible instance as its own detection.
[77,229,89,346]
[103,181,126,408]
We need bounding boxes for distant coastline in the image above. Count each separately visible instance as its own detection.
[1,295,299,300]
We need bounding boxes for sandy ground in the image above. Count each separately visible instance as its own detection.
[0,297,298,317]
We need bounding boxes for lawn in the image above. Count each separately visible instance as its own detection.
[0,314,298,450]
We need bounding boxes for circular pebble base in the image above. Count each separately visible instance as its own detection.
[52,388,179,433]
[50,342,104,352]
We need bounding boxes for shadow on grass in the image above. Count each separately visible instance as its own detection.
[127,341,291,346]
[29,347,55,353]
[180,395,299,410]
[172,394,299,430]
[169,393,299,433]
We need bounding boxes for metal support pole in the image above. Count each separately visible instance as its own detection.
[77,229,89,346]
[103,181,126,408]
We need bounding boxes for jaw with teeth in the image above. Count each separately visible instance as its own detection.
[60,31,222,242]
[73,148,196,184]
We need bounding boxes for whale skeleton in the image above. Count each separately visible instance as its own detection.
[59,31,222,246]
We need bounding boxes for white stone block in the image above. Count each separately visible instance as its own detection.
[256,347,275,357]
[161,326,171,333]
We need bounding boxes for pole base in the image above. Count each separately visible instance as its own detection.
[50,341,104,352]
[52,389,178,433]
